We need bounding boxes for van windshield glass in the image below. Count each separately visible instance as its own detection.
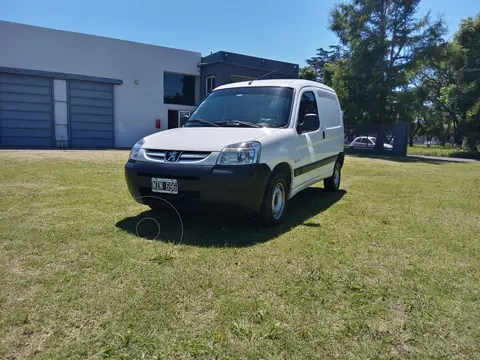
[185,87,294,128]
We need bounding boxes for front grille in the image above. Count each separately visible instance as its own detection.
[144,149,165,160]
[144,149,211,163]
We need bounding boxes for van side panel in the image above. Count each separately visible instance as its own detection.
[249,85,345,201]
[317,90,344,162]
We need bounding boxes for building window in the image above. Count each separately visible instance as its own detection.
[205,76,215,94]
[164,72,196,106]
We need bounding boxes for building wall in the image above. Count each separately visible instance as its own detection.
[202,51,298,74]
[0,21,201,148]
[199,51,298,97]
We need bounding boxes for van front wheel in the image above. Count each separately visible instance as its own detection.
[259,172,288,226]
[324,161,341,192]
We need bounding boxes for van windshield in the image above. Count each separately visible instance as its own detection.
[185,86,294,128]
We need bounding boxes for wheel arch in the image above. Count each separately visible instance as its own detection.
[271,162,293,194]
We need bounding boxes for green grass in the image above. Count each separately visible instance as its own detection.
[1,150,479,359]
[408,144,480,160]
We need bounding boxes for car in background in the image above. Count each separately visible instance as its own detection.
[349,136,393,149]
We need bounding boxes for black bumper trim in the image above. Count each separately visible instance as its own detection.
[125,161,271,213]
[294,154,338,177]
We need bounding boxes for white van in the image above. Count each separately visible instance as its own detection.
[125,79,345,225]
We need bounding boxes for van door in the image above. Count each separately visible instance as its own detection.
[316,90,343,166]
[292,89,331,190]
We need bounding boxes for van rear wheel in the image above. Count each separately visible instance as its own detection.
[258,172,288,226]
[324,161,341,192]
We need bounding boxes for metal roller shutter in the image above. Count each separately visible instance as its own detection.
[0,73,54,147]
[68,80,114,148]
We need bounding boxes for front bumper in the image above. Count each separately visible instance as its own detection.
[124,160,271,214]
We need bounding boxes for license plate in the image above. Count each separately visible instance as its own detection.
[151,178,178,194]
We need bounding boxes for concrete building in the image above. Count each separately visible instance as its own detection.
[0,21,298,148]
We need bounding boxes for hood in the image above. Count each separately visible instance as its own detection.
[143,127,280,151]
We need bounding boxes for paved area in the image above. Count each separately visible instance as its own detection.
[408,155,479,163]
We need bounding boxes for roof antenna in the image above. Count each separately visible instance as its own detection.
[249,69,279,85]
[286,65,298,77]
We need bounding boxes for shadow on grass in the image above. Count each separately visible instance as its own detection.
[447,151,480,160]
[116,188,346,247]
[347,152,462,164]
[409,151,480,161]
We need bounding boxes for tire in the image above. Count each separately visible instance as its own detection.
[324,161,341,192]
[258,171,289,226]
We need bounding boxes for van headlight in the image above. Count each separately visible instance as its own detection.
[129,138,145,161]
[217,141,261,165]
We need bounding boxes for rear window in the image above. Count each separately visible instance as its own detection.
[316,92,341,129]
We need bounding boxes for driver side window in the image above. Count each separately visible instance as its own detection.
[298,92,319,123]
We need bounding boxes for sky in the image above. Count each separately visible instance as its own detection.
[2,0,479,66]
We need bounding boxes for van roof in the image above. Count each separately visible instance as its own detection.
[215,79,336,93]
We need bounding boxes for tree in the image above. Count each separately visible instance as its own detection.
[455,14,480,150]
[308,0,446,149]
[298,67,317,81]
[413,43,464,145]
[305,46,345,85]
[411,13,480,150]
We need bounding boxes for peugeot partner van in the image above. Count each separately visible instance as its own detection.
[125,79,345,225]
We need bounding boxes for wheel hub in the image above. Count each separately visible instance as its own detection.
[271,182,285,219]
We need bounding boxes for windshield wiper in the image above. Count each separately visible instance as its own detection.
[185,119,220,127]
[218,120,261,128]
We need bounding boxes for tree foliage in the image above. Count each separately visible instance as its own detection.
[455,14,480,149]
[298,67,317,81]
[304,0,480,150]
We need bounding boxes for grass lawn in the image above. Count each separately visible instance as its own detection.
[408,144,480,160]
[1,151,479,359]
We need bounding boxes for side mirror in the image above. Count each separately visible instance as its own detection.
[180,115,189,127]
[298,114,319,133]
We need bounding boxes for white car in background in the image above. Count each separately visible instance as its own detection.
[349,136,393,149]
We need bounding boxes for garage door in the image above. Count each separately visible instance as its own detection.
[68,80,114,148]
[0,73,54,147]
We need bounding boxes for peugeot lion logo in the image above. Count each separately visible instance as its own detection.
[166,150,181,162]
